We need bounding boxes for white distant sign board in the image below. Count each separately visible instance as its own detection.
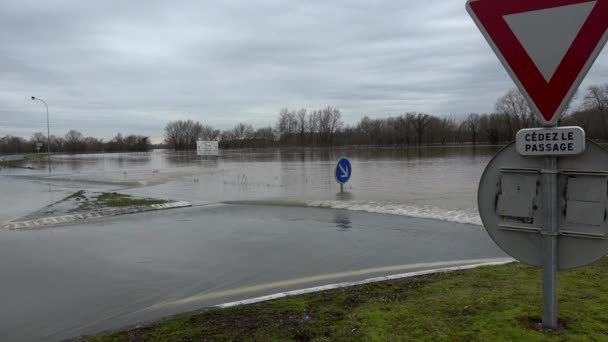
[36,142,43,152]
[196,141,219,157]
[516,126,585,156]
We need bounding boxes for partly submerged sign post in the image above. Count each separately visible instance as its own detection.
[335,158,352,192]
[468,0,608,330]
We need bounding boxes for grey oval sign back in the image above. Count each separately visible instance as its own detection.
[478,141,608,270]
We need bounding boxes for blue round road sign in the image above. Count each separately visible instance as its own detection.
[335,158,352,184]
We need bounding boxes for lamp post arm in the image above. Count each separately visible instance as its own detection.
[31,97,51,173]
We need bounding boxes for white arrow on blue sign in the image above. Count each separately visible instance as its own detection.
[335,158,352,184]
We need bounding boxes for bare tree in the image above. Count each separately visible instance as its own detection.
[183,120,202,149]
[317,107,343,144]
[583,84,608,112]
[219,123,257,148]
[164,120,214,150]
[411,113,432,145]
[83,136,104,152]
[357,116,374,145]
[107,133,149,152]
[49,135,64,152]
[232,122,254,141]
[200,125,220,141]
[495,88,533,129]
[275,108,298,144]
[30,132,47,144]
[477,114,498,144]
[64,129,84,152]
[438,116,456,145]
[252,127,275,147]
[583,84,608,136]
[297,109,307,145]
[307,110,320,145]
[164,121,182,150]
[400,114,415,145]
[465,113,481,145]
[64,130,83,143]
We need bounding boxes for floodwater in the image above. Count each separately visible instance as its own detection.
[0,146,501,226]
[0,205,507,341]
[0,146,509,341]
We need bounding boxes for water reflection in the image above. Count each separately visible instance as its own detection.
[8,145,503,173]
[333,210,352,231]
[333,191,353,231]
[335,190,354,201]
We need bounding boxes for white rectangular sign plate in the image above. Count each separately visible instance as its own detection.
[196,141,219,156]
[516,126,585,156]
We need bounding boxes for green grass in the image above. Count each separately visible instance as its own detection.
[24,153,49,161]
[61,191,168,210]
[86,258,608,341]
[64,190,86,201]
[94,192,168,208]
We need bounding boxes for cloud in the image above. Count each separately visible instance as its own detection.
[1,0,607,140]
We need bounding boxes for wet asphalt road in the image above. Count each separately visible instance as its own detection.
[0,204,507,341]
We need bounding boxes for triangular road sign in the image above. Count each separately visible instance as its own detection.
[467,0,608,126]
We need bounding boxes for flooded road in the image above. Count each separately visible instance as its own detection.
[0,205,507,341]
[0,146,508,341]
[1,146,501,225]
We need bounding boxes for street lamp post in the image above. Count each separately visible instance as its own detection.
[31,96,51,173]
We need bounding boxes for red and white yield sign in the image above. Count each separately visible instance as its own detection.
[467,0,608,126]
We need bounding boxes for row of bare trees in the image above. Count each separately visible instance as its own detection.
[164,84,608,150]
[163,120,219,150]
[9,84,603,154]
[274,106,343,145]
[164,106,344,149]
[460,84,608,144]
[0,130,151,154]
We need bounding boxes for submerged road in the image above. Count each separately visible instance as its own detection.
[0,205,507,341]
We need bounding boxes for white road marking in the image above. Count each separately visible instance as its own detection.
[150,258,513,310]
[1,201,192,229]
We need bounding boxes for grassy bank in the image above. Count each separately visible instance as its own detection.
[24,153,49,161]
[87,258,608,341]
[93,192,169,208]
[62,191,169,211]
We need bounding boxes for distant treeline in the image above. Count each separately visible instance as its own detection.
[0,130,151,154]
[163,84,608,150]
[3,84,607,155]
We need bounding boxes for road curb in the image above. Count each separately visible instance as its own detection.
[1,201,192,230]
[216,259,515,308]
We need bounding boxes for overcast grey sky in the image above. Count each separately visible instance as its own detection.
[2,0,607,141]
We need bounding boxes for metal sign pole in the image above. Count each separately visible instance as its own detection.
[542,155,559,329]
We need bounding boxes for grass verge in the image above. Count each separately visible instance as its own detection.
[87,258,608,341]
[60,190,169,210]
[94,192,169,207]
[24,153,49,161]
[64,190,86,201]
